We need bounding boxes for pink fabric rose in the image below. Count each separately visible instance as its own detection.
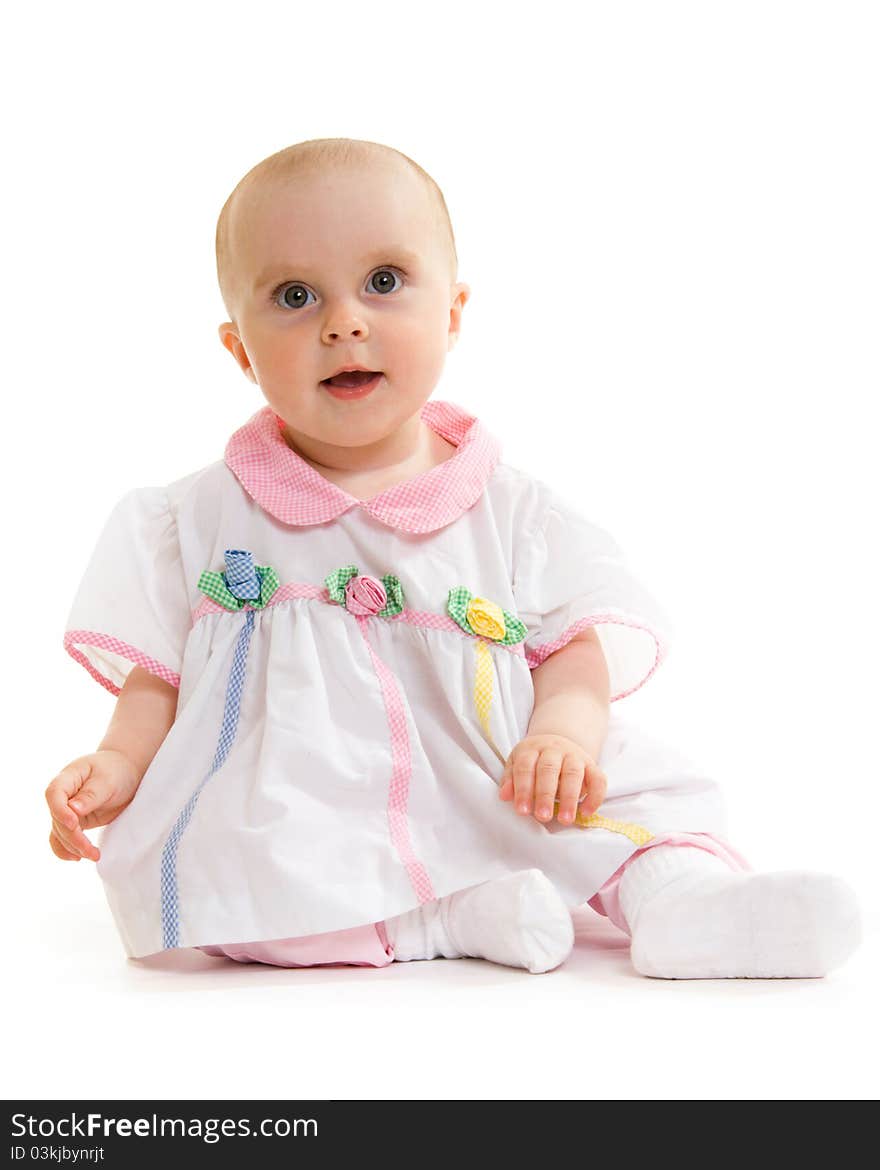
[344,574,387,616]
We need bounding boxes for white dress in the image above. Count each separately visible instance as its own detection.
[64,399,729,958]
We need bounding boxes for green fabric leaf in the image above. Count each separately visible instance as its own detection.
[497,610,527,646]
[198,565,280,611]
[446,585,473,633]
[324,564,359,605]
[257,566,280,607]
[198,570,241,610]
[445,585,526,645]
[378,574,405,617]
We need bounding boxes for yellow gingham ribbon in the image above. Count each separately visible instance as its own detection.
[471,643,653,845]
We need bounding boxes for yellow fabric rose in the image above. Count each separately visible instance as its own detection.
[466,597,506,640]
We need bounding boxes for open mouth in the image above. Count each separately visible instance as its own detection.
[321,370,382,389]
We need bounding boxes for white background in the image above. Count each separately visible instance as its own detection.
[3,0,878,1101]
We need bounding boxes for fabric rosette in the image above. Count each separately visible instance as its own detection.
[198,549,280,611]
[325,564,405,618]
[446,586,527,645]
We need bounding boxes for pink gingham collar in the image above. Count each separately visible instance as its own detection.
[224,399,501,533]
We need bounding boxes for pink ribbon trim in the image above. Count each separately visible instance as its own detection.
[356,615,436,905]
[191,584,526,656]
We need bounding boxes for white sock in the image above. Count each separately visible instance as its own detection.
[618,845,862,979]
[386,869,574,974]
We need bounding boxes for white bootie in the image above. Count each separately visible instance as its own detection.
[619,845,862,979]
[386,868,574,974]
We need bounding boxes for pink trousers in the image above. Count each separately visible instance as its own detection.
[198,832,750,968]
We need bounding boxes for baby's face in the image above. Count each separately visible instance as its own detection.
[219,163,469,452]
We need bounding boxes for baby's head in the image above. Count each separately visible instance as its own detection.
[216,138,470,453]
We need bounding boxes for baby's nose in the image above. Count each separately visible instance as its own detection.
[322,313,368,343]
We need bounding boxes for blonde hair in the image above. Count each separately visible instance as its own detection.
[215,137,459,321]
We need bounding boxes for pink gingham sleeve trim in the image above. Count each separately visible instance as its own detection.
[224,400,501,533]
[64,630,181,697]
[525,614,667,701]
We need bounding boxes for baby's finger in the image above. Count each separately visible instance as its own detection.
[49,804,99,861]
[70,826,100,861]
[579,763,608,816]
[533,750,564,821]
[51,812,100,862]
[79,837,100,862]
[555,755,585,824]
[498,761,514,800]
[48,828,80,862]
[511,749,539,815]
[45,760,93,820]
[67,780,110,820]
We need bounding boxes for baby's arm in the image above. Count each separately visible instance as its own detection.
[45,667,178,862]
[499,628,610,825]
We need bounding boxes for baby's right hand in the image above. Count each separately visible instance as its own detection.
[45,750,142,862]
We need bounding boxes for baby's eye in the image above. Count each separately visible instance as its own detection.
[273,283,314,311]
[271,268,404,311]
[368,268,403,295]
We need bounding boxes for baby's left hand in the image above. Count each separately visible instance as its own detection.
[499,734,607,825]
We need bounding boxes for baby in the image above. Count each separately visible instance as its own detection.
[48,137,861,978]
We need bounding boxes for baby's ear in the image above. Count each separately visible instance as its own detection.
[218,323,256,382]
[448,282,470,350]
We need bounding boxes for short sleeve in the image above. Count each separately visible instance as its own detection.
[512,489,674,701]
[63,487,191,696]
